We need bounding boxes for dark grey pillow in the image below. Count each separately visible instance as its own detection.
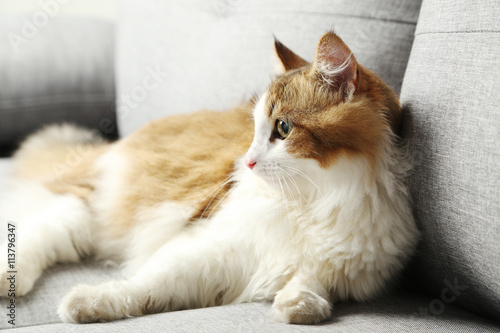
[0,16,117,154]
[400,0,500,322]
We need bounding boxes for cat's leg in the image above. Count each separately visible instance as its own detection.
[272,273,332,324]
[58,233,240,323]
[0,192,93,297]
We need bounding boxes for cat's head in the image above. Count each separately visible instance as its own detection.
[245,32,401,201]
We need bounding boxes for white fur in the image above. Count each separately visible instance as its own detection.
[15,123,103,153]
[121,202,195,275]
[89,147,196,271]
[2,93,419,324]
[0,181,92,296]
[90,146,133,262]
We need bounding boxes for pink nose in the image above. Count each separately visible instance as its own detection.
[245,158,257,170]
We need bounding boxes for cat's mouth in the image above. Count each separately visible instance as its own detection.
[249,164,274,181]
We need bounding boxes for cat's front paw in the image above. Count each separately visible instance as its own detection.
[272,288,331,324]
[0,259,38,297]
[58,283,130,323]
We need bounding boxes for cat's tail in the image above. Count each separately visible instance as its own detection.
[12,123,108,181]
[17,123,104,153]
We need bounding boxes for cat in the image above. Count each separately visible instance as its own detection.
[0,31,419,324]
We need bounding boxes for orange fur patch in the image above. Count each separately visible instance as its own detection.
[12,106,254,236]
[266,64,401,169]
[104,104,254,233]
[14,140,110,201]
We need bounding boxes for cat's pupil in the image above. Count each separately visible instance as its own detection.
[280,121,289,134]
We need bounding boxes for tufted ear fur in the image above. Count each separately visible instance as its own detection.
[273,37,310,73]
[313,32,359,99]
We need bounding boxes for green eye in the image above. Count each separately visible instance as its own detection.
[276,120,293,139]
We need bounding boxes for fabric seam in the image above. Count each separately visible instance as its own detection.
[416,30,500,36]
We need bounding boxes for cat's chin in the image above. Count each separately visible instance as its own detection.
[250,169,272,185]
[251,170,301,200]
[248,169,278,190]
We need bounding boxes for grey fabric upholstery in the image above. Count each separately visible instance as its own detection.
[116,0,422,136]
[0,16,117,151]
[400,0,500,323]
[0,254,498,332]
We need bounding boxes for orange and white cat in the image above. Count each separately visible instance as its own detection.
[0,32,419,324]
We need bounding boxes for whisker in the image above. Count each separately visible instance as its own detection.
[275,169,303,222]
[283,174,297,204]
[271,170,286,220]
[281,165,322,195]
[206,187,232,220]
[276,167,297,202]
[198,177,233,221]
[277,166,310,205]
[275,170,287,202]
[281,170,304,217]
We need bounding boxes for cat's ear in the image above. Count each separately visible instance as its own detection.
[273,36,309,74]
[313,32,359,99]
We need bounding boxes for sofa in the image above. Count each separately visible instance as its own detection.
[0,0,499,331]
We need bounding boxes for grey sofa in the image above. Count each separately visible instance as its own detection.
[1,0,499,332]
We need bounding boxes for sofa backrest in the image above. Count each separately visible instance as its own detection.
[400,0,500,322]
[116,0,422,136]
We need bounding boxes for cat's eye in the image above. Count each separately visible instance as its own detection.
[276,120,293,139]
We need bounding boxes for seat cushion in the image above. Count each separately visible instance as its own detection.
[0,16,117,152]
[116,0,422,136]
[400,0,500,323]
[0,261,498,331]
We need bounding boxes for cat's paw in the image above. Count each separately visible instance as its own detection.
[0,270,14,297]
[58,283,130,323]
[0,259,38,297]
[272,288,331,324]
